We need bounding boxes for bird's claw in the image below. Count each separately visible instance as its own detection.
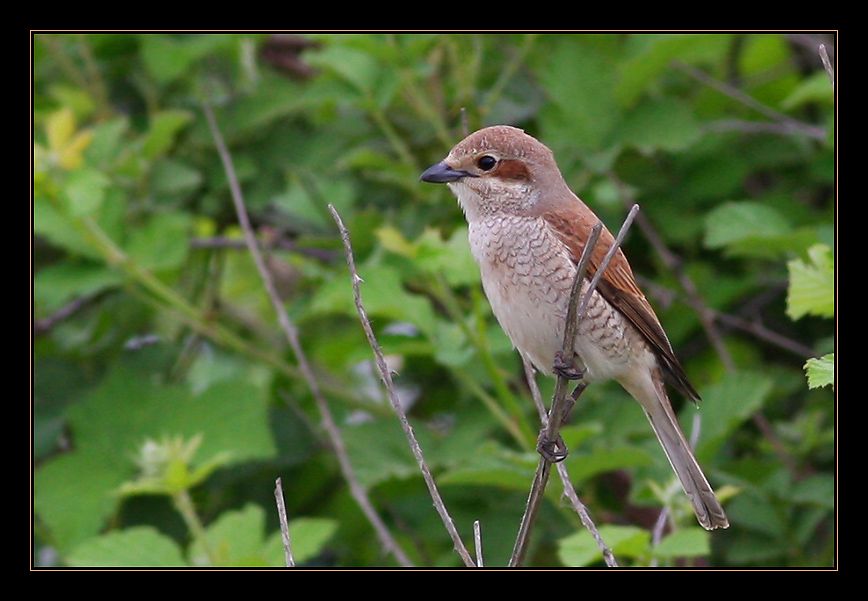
[537,432,569,463]
[553,351,585,381]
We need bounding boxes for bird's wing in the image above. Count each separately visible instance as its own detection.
[542,207,701,402]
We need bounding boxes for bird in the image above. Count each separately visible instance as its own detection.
[420,125,729,530]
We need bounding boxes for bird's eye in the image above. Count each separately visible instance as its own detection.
[476,155,497,171]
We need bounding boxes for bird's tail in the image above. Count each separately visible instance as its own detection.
[627,375,729,530]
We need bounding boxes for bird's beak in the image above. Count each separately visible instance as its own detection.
[420,161,475,183]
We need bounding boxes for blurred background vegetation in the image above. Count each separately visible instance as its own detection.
[33,33,835,568]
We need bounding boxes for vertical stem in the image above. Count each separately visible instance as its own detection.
[173,490,216,565]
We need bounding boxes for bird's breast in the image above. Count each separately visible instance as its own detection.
[468,215,642,381]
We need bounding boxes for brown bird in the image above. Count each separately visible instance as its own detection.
[420,125,729,530]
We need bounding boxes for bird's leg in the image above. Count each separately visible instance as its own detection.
[537,430,568,463]
[553,350,585,380]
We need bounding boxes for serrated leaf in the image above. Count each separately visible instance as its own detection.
[787,244,834,320]
[558,525,650,566]
[704,201,791,252]
[151,158,202,196]
[67,527,186,567]
[653,527,710,559]
[805,353,834,389]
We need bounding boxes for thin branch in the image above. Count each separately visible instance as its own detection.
[713,311,815,359]
[522,357,618,567]
[203,102,413,567]
[34,293,100,336]
[274,477,295,567]
[637,275,815,359]
[191,236,336,262]
[819,44,835,89]
[508,222,601,567]
[511,208,642,567]
[609,174,801,478]
[473,520,484,568]
[675,61,826,141]
[703,119,826,141]
[329,204,476,568]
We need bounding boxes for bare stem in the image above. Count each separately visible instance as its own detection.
[674,61,826,141]
[473,520,484,568]
[819,44,835,89]
[203,102,413,567]
[511,208,638,567]
[274,477,295,567]
[329,204,476,568]
[522,357,618,567]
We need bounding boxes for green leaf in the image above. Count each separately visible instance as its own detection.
[34,366,276,551]
[142,110,193,160]
[306,44,381,95]
[566,446,654,484]
[35,261,122,315]
[782,72,834,110]
[309,262,437,337]
[124,212,191,271]
[85,117,129,166]
[787,244,834,320]
[190,504,272,567]
[263,517,339,565]
[693,371,774,460]
[63,168,110,216]
[791,474,834,509]
[613,98,701,152]
[804,353,834,389]
[616,34,733,106]
[538,39,617,151]
[558,525,650,566]
[150,158,202,196]
[704,201,792,254]
[652,527,710,559]
[140,34,232,85]
[67,527,187,567]
[34,195,101,259]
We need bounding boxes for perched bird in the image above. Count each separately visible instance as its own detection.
[420,125,729,530]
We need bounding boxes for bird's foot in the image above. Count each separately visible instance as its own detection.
[537,431,569,463]
[553,351,585,381]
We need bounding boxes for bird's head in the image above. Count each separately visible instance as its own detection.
[420,125,571,221]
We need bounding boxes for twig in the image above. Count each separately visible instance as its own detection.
[703,119,826,140]
[203,102,413,567]
[637,276,815,359]
[522,357,618,567]
[34,293,100,336]
[191,236,336,262]
[473,520,484,568]
[511,209,639,567]
[609,175,802,484]
[508,222,600,567]
[819,44,835,89]
[674,61,826,141]
[329,204,476,568]
[274,477,295,567]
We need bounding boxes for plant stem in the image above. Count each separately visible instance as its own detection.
[172,489,216,565]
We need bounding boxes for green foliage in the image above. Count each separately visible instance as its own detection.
[805,354,834,389]
[34,33,834,567]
